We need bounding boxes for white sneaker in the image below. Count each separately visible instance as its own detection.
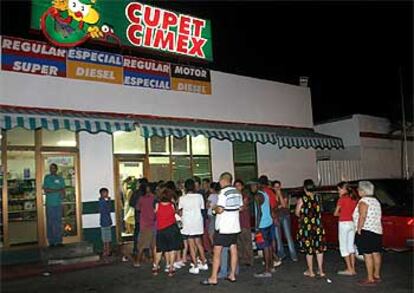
[178,261,186,267]
[174,262,183,269]
[164,266,170,272]
[189,265,200,274]
[198,262,209,271]
[273,260,282,267]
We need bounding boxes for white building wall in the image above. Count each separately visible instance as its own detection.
[211,139,234,181]
[315,116,361,161]
[1,70,313,128]
[315,116,360,146]
[256,143,317,188]
[361,137,414,179]
[79,131,115,228]
[315,114,414,180]
[358,115,391,133]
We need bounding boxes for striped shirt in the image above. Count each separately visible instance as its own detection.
[215,186,243,234]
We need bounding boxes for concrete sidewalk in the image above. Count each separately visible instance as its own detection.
[1,250,412,293]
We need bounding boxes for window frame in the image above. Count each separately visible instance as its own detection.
[232,141,258,181]
[113,132,212,182]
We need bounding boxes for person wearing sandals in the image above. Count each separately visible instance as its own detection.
[201,172,243,286]
[99,187,112,258]
[179,179,208,274]
[353,181,383,286]
[253,178,275,278]
[334,181,358,276]
[295,179,327,278]
[153,189,183,277]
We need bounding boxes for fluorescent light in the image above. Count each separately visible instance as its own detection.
[57,140,76,147]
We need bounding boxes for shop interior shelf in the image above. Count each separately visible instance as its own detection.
[8,198,36,202]
[8,209,37,214]
[8,219,37,222]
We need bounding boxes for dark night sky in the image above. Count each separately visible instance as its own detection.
[1,1,413,123]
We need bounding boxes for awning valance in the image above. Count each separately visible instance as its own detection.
[1,113,136,134]
[0,108,343,150]
[138,118,344,150]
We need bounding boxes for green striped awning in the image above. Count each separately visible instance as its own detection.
[1,113,136,134]
[139,118,344,150]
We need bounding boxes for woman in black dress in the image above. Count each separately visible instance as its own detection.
[295,179,327,278]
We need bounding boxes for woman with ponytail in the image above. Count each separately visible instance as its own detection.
[334,181,358,276]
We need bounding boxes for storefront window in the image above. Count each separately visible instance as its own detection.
[42,129,77,147]
[149,157,170,182]
[233,142,257,182]
[149,137,169,154]
[193,156,211,180]
[192,135,209,155]
[172,136,189,155]
[6,128,34,146]
[172,156,191,182]
[113,130,145,154]
[7,151,38,246]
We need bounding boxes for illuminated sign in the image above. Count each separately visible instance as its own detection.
[171,64,211,95]
[1,36,66,77]
[1,36,212,94]
[31,0,213,61]
[66,47,123,84]
[123,56,171,90]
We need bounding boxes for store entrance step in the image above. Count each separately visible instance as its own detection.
[47,254,100,265]
[41,242,100,265]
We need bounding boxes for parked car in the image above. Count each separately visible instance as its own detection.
[284,178,414,251]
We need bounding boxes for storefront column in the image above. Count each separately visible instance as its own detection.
[79,132,115,251]
[210,138,234,181]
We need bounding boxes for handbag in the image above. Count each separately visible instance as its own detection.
[255,230,266,249]
[254,198,266,250]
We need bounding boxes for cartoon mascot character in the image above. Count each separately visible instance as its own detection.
[41,0,120,47]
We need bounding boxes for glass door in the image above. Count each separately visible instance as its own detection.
[115,159,144,242]
[42,153,80,244]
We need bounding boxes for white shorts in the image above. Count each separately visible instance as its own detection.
[338,221,356,257]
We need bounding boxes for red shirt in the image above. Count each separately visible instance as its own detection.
[156,202,176,230]
[138,194,155,230]
[239,193,251,229]
[263,187,277,209]
[338,195,358,222]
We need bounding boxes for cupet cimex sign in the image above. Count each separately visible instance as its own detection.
[31,0,213,61]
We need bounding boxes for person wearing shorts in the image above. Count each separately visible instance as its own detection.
[253,183,274,278]
[153,189,183,277]
[334,181,358,276]
[201,172,242,286]
[99,188,112,257]
[353,181,383,287]
[179,179,208,274]
[135,183,156,267]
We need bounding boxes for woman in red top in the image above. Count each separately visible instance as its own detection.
[153,189,183,277]
[334,181,359,276]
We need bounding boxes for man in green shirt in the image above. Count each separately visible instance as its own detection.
[43,163,65,247]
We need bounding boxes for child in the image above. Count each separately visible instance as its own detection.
[99,187,113,257]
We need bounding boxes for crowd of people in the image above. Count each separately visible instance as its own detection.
[97,171,384,287]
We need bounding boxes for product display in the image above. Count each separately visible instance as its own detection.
[7,178,37,222]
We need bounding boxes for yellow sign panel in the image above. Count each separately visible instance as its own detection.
[67,60,123,85]
[171,77,212,95]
